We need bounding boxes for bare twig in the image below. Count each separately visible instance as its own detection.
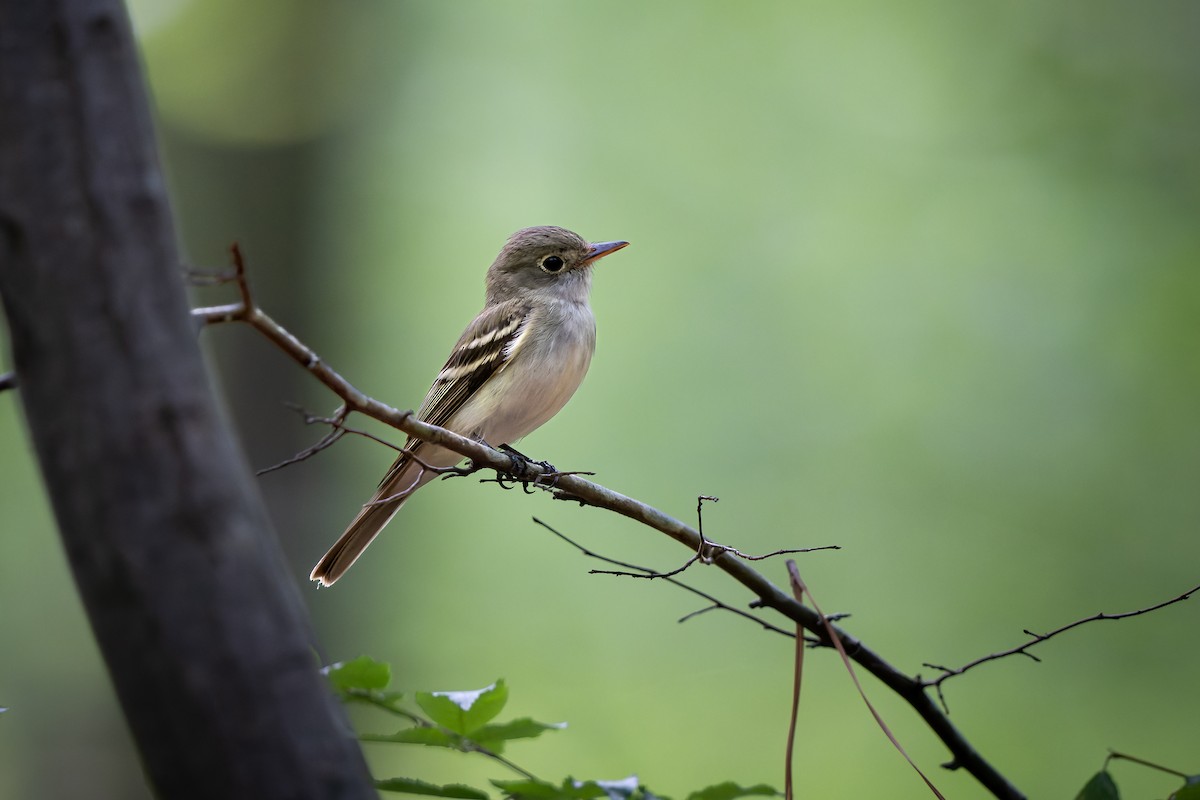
[590,552,703,580]
[714,543,841,561]
[198,246,1026,800]
[921,582,1200,695]
[1105,750,1191,781]
[533,518,798,639]
[588,495,837,581]
[255,405,352,476]
[696,494,718,554]
[257,428,347,477]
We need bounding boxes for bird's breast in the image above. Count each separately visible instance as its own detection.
[459,302,595,447]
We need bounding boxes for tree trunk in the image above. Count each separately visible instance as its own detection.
[0,2,374,797]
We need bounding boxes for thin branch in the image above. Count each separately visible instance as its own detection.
[341,689,422,723]
[713,543,841,562]
[255,405,351,476]
[533,518,798,639]
[458,744,538,782]
[693,494,839,565]
[588,495,838,581]
[921,583,1200,692]
[1105,750,1191,781]
[198,246,1025,800]
[590,553,702,580]
[696,494,718,547]
[257,428,347,477]
[271,404,484,484]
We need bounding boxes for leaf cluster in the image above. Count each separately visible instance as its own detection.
[324,656,779,800]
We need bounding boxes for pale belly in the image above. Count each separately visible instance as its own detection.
[424,299,596,464]
[460,338,593,447]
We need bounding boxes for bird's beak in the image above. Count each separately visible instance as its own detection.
[583,240,629,265]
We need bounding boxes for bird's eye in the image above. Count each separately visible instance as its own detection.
[540,255,565,274]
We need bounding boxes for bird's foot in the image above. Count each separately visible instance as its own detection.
[498,443,558,478]
[493,444,569,494]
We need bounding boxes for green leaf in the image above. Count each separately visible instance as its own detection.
[362,727,459,748]
[416,680,508,735]
[567,782,609,800]
[376,777,489,799]
[1075,771,1119,800]
[491,778,613,800]
[471,717,566,744]
[324,656,391,692]
[1171,778,1200,800]
[491,778,570,800]
[474,717,566,740]
[686,783,780,800]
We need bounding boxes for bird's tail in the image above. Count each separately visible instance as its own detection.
[310,456,434,586]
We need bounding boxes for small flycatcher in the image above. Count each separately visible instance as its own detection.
[311,226,628,585]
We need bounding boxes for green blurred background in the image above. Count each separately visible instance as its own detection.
[2,1,1198,798]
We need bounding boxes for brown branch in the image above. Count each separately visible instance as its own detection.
[193,245,504,473]
[255,405,351,476]
[693,494,840,564]
[197,245,1026,800]
[588,495,838,580]
[533,517,799,639]
[921,582,1200,697]
[589,554,704,580]
[255,403,475,479]
[588,540,837,582]
[714,543,841,562]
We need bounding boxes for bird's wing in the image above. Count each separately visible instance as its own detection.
[418,297,533,428]
[374,298,532,489]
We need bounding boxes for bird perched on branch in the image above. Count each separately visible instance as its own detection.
[311,226,629,586]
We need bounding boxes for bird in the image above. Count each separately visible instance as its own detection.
[310,226,629,585]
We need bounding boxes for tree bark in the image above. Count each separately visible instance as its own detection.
[0,2,374,798]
